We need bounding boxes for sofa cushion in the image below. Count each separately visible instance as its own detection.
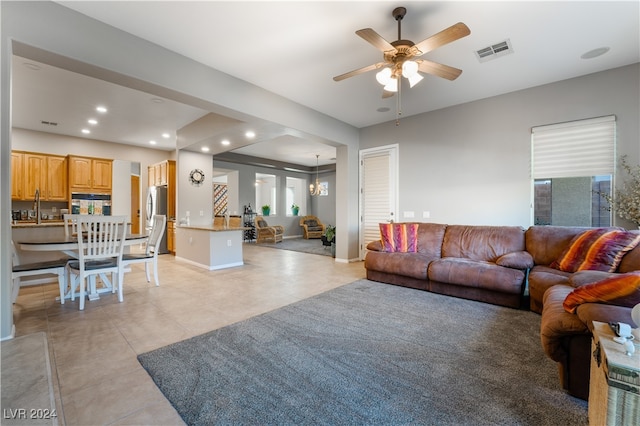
[551,229,640,273]
[563,272,640,313]
[496,251,534,269]
[525,226,597,266]
[428,258,525,294]
[306,226,323,232]
[415,223,447,257]
[304,219,318,227]
[364,251,431,280]
[379,223,419,253]
[441,225,526,262]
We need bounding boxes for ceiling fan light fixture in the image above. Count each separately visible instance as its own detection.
[376,67,392,85]
[402,60,419,78]
[383,78,398,92]
[408,72,424,88]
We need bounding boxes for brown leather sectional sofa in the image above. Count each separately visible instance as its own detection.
[365,223,640,399]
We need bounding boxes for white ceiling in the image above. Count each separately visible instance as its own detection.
[11,1,640,168]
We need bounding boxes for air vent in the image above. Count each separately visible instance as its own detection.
[40,121,58,126]
[475,39,514,63]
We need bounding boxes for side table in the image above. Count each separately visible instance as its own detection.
[589,321,639,425]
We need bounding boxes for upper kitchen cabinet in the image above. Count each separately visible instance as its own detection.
[11,151,68,201]
[11,152,24,200]
[148,160,171,186]
[68,155,113,193]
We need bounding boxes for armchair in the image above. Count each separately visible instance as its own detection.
[255,216,284,243]
[299,215,325,239]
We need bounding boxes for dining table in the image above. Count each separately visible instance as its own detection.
[16,233,148,302]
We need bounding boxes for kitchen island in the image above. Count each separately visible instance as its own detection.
[175,225,247,270]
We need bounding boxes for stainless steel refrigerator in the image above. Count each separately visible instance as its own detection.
[146,185,169,254]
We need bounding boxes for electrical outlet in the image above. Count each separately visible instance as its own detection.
[200,210,204,216]
[227,239,232,246]
[186,211,190,217]
[423,211,431,219]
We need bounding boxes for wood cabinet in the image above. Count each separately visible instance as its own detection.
[167,220,175,254]
[11,151,67,201]
[45,155,68,200]
[68,155,112,192]
[11,152,24,200]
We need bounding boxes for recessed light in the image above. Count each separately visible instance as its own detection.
[88,119,98,125]
[81,129,91,134]
[221,140,230,146]
[377,107,390,112]
[581,47,610,59]
[161,133,171,139]
[96,106,107,113]
[201,147,210,152]
[149,140,157,145]
[245,131,256,139]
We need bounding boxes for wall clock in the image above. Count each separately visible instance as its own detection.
[189,168,205,186]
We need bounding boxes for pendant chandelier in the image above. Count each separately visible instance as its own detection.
[309,154,326,196]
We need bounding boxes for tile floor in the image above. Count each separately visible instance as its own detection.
[11,243,366,425]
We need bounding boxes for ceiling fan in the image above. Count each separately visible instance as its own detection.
[333,6,470,98]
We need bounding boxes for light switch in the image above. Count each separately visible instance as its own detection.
[423,211,431,219]
[403,211,415,218]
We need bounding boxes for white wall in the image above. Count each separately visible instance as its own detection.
[177,150,214,226]
[360,64,640,229]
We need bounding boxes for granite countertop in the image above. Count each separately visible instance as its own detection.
[178,225,248,232]
[12,221,64,228]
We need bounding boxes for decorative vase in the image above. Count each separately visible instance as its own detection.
[262,207,270,216]
[292,207,299,216]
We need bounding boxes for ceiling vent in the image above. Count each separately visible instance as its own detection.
[475,39,514,63]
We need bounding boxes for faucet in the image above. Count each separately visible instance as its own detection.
[34,189,41,225]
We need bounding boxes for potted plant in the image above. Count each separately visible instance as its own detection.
[291,204,300,216]
[322,225,335,246]
[261,204,270,216]
[597,155,640,228]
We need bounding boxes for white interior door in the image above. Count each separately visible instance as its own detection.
[360,144,399,259]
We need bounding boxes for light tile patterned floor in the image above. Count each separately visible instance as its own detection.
[10,243,366,425]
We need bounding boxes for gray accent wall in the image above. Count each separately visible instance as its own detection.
[360,63,640,229]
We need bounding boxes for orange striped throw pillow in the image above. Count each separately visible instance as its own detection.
[563,272,640,313]
[379,223,419,253]
[551,229,640,273]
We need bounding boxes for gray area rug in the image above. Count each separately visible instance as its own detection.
[257,237,332,257]
[138,280,587,425]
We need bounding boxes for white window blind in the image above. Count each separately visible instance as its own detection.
[362,152,392,246]
[531,115,615,179]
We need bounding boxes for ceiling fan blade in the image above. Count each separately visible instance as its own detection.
[333,62,384,82]
[413,22,470,56]
[382,90,395,99]
[417,60,463,81]
[356,28,395,52]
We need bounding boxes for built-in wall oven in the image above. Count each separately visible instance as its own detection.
[70,193,112,215]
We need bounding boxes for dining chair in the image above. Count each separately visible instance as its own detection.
[67,215,127,310]
[11,241,69,304]
[122,214,166,286]
[63,213,82,237]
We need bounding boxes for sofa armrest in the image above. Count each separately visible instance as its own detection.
[495,251,534,270]
[540,285,590,362]
[367,240,383,252]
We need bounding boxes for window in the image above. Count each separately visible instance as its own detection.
[255,173,276,215]
[286,177,305,216]
[532,116,615,227]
